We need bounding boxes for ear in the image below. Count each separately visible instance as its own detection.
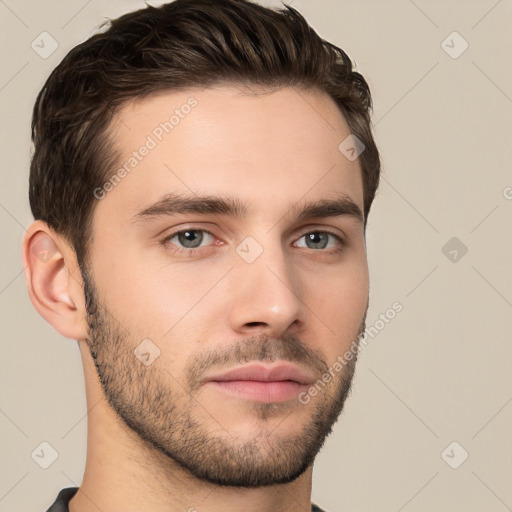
[21,220,88,340]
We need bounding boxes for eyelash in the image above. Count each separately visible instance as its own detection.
[160,227,346,256]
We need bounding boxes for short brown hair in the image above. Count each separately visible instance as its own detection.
[29,0,381,268]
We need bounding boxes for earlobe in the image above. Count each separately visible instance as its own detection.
[21,221,88,341]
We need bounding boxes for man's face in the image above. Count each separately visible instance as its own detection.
[84,84,369,487]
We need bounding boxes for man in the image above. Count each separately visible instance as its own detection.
[22,0,381,510]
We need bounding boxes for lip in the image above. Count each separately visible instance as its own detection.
[203,363,315,404]
[204,363,315,385]
[206,380,309,403]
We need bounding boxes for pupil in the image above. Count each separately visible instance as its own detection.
[308,232,327,249]
[180,230,202,248]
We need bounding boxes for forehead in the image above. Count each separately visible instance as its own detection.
[98,84,364,225]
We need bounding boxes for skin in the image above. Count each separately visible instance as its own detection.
[22,84,369,512]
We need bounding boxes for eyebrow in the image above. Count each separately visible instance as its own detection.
[131,192,364,224]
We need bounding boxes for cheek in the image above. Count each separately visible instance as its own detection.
[316,275,367,321]
[94,251,225,341]
[305,259,368,354]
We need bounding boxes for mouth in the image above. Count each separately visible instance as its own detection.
[203,363,314,403]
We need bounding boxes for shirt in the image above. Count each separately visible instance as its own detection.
[45,487,328,511]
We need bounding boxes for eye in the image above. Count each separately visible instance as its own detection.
[163,229,215,250]
[294,231,343,250]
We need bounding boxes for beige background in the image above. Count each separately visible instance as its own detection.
[1,1,511,511]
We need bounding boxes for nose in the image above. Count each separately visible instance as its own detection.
[227,241,305,337]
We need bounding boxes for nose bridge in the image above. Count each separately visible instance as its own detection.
[228,233,304,334]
